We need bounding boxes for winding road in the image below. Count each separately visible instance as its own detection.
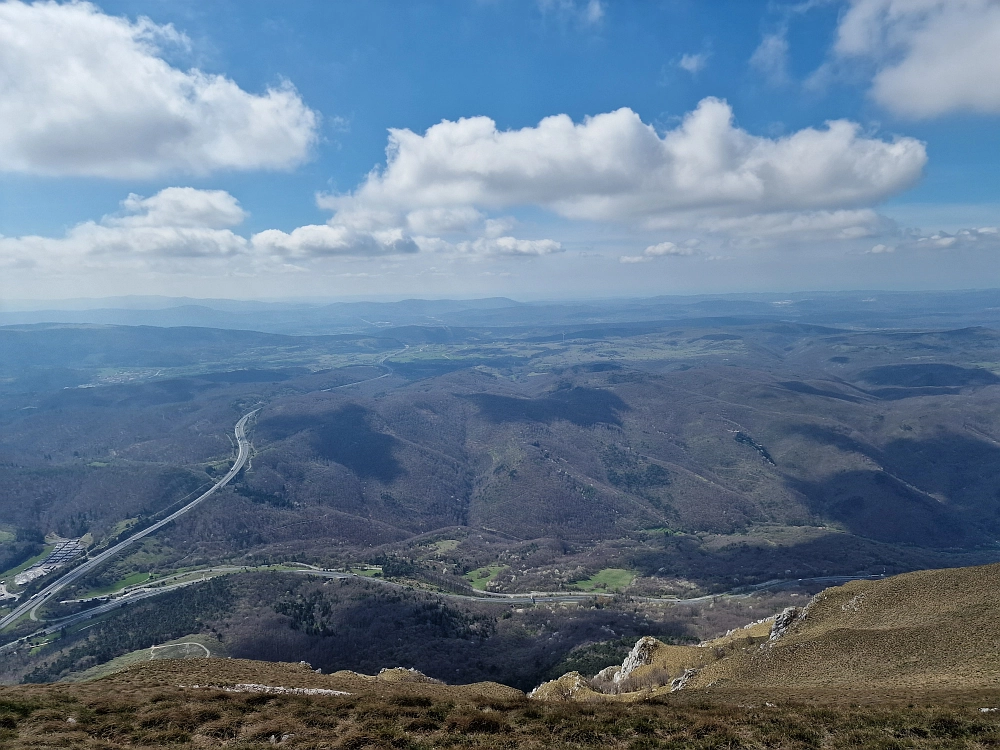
[0,410,258,632]
[0,560,886,655]
[319,345,408,392]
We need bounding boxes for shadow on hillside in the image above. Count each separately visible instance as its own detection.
[629,530,996,589]
[466,387,628,427]
[879,434,1000,515]
[229,576,688,691]
[259,404,404,482]
[787,470,972,547]
[778,381,863,403]
[857,363,1000,387]
[784,424,1000,547]
[868,386,964,400]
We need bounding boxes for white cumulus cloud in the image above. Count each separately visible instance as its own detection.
[0,187,428,272]
[321,97,926,233]
[456,236,563,256]
[644,241,694,256]
[0,0,318,178]
[251,225,418,259]
[111,187,247,229]
[0,187,250,268]
[832,0,1000,117]
[867,243,895,254]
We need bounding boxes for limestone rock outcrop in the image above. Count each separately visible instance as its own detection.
[768,606,802,642]
[614,636,662,684]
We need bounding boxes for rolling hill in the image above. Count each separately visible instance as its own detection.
[7,307,1000,692]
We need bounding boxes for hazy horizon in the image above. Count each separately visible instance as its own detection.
[4,286,1000,310]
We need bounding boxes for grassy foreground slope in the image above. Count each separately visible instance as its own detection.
[690,561,1000,693]
[532,561,1000,702]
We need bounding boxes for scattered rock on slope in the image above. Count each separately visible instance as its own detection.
[528,671,601,701]
[768,606,803,642]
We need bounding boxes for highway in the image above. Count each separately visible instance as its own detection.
[1,348,400,633]
[0,577,219,648]
[0,409,258,632]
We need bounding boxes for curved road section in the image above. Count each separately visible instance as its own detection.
[0,410,258,632]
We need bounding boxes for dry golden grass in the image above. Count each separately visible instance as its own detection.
[530,562,1000,705]
[3,657,1000,748]
[702,619,773,647]
[125,657,523,701]
[689,562,1000,693]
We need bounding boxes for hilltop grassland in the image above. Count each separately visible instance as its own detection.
[530,562,1000,704]
[688,561,1000,693]
[3,658,1000,749]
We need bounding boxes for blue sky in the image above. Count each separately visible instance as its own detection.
[0,0,998,301]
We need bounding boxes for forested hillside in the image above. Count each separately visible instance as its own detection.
[4,305,1000,684]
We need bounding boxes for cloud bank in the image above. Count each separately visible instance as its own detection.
[0,95,937,275]
[620,241,699,264]
[0,187,249,269]
[0,0,318,178]
[321,97,926,235]
[1,183,994,282]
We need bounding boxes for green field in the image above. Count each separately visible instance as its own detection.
[105,517,139,541]
[427,539,460,554]
[464,565,506,591]
[573,568,635,592]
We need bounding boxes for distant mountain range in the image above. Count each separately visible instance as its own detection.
[6,290,1000,334]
